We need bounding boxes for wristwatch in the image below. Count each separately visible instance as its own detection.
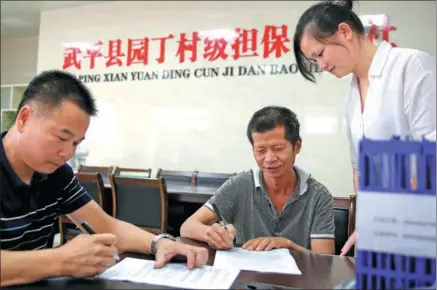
[151,233,176,255]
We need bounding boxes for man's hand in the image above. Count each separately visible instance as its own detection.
[154,239,208,269]
[340,231,356,256]
[243,237,291,251]
[55,234,118,277]
[204,223,236,250]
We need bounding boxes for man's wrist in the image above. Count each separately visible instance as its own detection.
[151,234,176,255]
[47,248,66,277]
[285,238,296,250]
[156,238,175,252]
[201,224,212,242]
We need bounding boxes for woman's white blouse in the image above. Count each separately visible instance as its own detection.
[345,41,436,169]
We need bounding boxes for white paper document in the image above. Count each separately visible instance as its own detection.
[97,257,240,289]
[214,248,302,275]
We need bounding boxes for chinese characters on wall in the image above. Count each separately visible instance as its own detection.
[62,22,396,83]
[63,25,292,70]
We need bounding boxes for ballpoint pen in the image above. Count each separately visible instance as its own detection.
[212,204,236,246]
[66,214,120,261]
[212,203,228,230]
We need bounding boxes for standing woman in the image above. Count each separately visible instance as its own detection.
[293,0,436,255]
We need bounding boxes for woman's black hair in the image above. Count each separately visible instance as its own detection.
[293,0,365,82]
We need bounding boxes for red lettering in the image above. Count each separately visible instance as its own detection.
[261,25,290,58]
[231,28,258,60]
[152,34,175,64]
[126,38,150,66]
[367,24,397,47]
[62,47,82,70]
[382,25,397,47]
[367,24,380,43]
[83,41,103,69]
[203,38,228,61]
[105,39,125,67]
[176,32,200,63]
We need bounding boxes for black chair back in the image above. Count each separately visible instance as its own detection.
[334,208,350,255]
[111,176,168,234]
[59,173,105,245]
[333,196,356,256]
[76,172,104,206]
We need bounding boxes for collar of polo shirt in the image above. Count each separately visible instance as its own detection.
[1,131,48,190]
[252,166,310,196]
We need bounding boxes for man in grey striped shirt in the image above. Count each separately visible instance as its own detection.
[181,106,335,254]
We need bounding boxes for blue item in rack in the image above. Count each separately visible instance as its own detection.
[355,137,436,290]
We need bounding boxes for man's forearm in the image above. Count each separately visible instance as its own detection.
[285,238,335,254]
[110,219,157,254]
[1,249,60,287]
[180,219,210,242]
[286,240,311,253]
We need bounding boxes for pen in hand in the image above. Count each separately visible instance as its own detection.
[212,204,236,246]
[212,204,228,230]
[80,220,97,234]
[66,215,120,261]
[80,221,120,261]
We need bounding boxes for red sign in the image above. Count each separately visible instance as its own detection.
[361,14,397,47]
[62,23,396,71]
[367,24,397,47]
[62,25,291,70]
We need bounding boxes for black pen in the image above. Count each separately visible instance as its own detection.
[78,220,120,261]
[212,203,228,231]
[80,221,96,234]
[212,204,236,246]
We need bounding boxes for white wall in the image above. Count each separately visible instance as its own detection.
[37,1,436,197]
[1,36,38,85]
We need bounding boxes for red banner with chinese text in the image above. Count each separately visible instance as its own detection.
[62,23,396,71]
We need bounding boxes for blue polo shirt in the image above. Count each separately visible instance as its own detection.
[0,131,92,251]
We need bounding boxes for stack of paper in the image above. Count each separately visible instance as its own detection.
[214,248,302,275]
[97,257,240,289]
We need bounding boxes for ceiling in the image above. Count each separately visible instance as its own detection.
[1,1,109,39]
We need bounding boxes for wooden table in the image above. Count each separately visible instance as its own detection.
[8,239,355,289]
[179,238,356,289]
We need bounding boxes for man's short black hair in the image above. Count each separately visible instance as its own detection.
[16,70,97,117]
[247,106,301,146]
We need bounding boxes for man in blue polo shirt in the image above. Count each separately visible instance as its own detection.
[0,70,207,287]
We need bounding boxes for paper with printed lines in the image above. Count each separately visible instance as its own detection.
[98,257,239,289]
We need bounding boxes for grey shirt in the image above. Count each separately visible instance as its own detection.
[205,166,335,250]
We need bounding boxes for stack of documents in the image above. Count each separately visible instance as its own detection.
[97,257,240,289]
[214,248,302,275]
[97,248,301,288]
